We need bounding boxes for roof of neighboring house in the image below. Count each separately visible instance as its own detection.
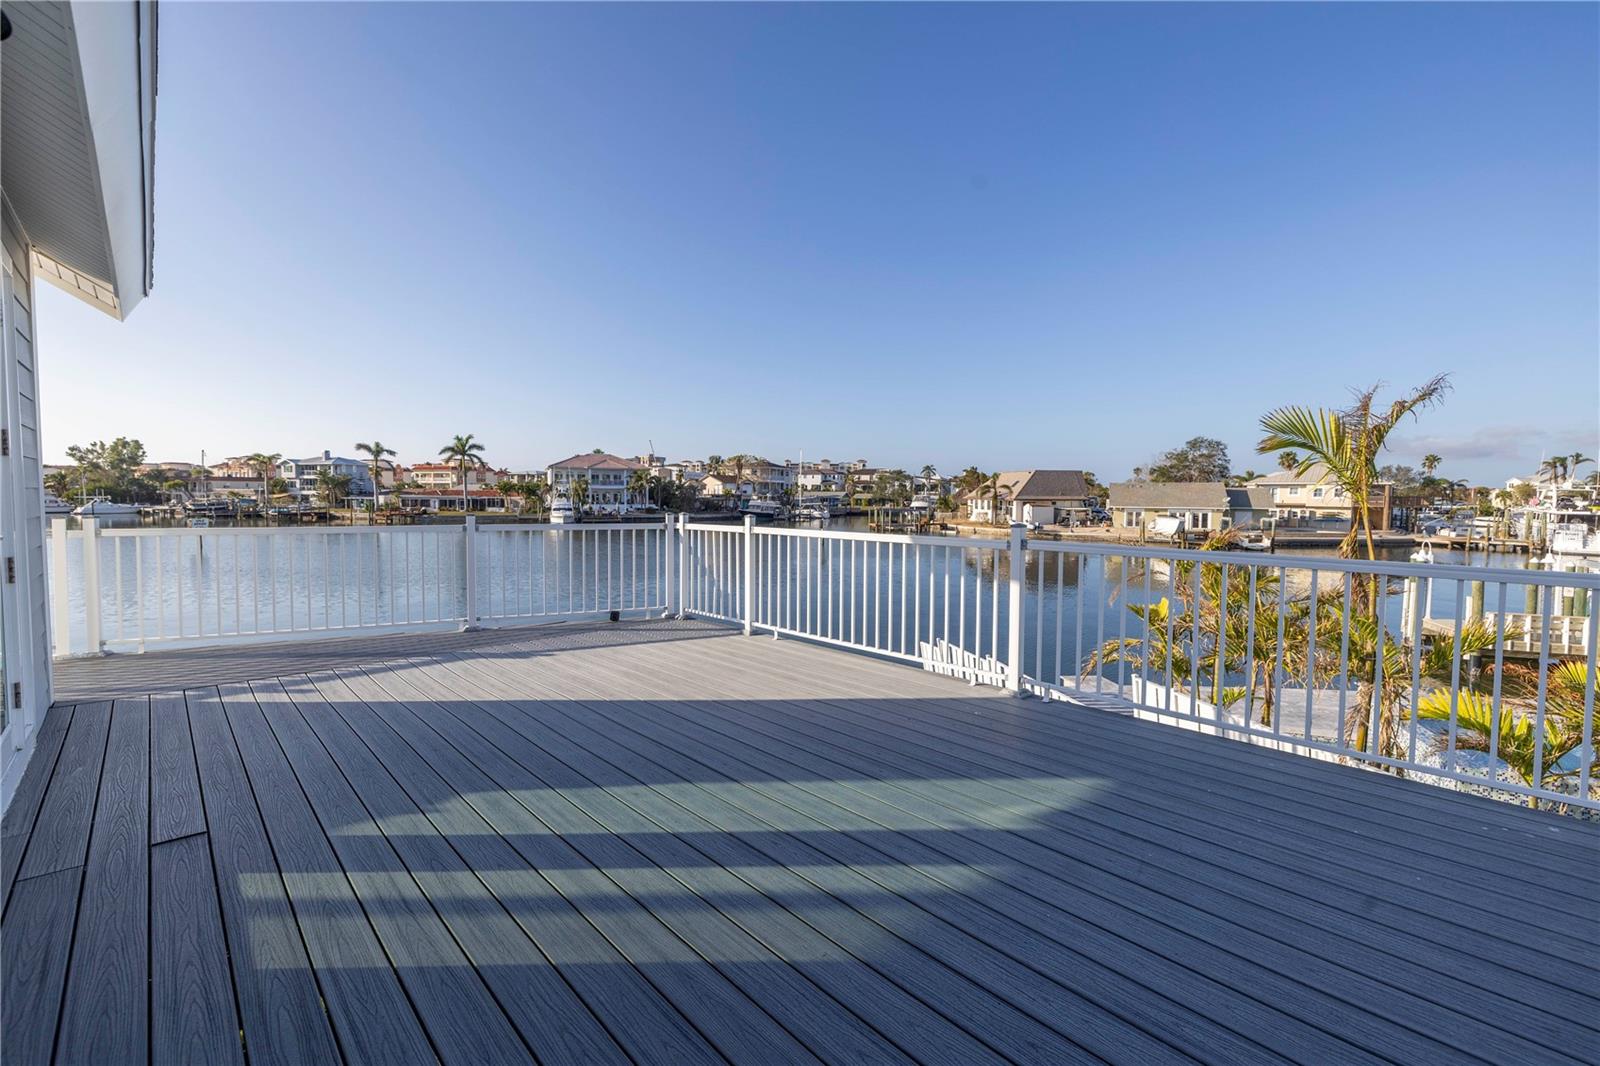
[1016,470,1090,501]
[548,453,645,471]
[1109,481,1231,510]
[1227,486,1277,511]
[1249,462,1334,487]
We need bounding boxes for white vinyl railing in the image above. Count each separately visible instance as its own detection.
[46,516,1599,809]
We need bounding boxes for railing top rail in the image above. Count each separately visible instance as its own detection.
[88,524,467,538]
[484,521,669,533]
[1027,538,1600,589]
[748,524,1009,550]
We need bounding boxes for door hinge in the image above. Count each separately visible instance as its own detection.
[5,556,13,583]
[11,683,20,711]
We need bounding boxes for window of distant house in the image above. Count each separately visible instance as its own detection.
[1288,486,1301,495]
[1312,488,1324,498]
[1123,510,1141,527]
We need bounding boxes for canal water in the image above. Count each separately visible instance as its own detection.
[48,515,1585,686]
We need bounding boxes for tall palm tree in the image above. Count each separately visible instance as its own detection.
[984,472,1003,526]
[1421,453,1442,476]
[628,467,652,509]
[438,434,487,513]
[355,440,396,513]
[570,476,590,514]
[1276,450,1300,472]
[1258,375,1451,560]
[314,469,352,509]
[707,455,724,476]
[246,452,282,506]
[919,464,938,495]
[1568,452,1593,481]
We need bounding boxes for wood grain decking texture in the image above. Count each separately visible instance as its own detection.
[4,619,1596,1065]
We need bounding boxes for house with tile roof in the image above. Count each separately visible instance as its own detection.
[546,452,646,510]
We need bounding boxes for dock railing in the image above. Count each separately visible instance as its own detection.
[48,516,1598,809]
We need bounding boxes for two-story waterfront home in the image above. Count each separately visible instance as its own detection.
[279,451,375,500]
[1247,463,1351,525]
[546,452,645,510]
[407,461,489,491]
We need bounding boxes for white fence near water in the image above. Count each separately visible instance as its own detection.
[47,516,1599,809]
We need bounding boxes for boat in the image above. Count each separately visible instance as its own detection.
[185,495,245,517]
[797,503,831,522]
[1237,530,1272,551]
[1548,522,1600,556]
[739,498,782,522]
[73,496,139,516]
[549,497,577,524]
[43,492,73,515]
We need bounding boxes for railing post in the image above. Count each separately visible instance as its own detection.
[81,517,103,655]
[663,515,678,619]
[677,513,691,618]
[1006,522,1024,694]
[50,517,70,657]
[742,514,755,636]
[461,514,479,630]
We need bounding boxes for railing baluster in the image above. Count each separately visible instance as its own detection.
[1303,569,1317,741]
[1531,585,1555,788]
[1270,566,1286,735]
[1445,578,1468,771]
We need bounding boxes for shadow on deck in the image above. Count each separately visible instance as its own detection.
[4,620,1597,1065]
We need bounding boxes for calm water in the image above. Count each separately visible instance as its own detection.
[48,516,1578,682]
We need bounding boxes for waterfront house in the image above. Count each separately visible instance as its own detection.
[701,472,749,498]
[1247,463,1351,525]
[396,488,515,512]
[964,470,1096,526]
[0,0,156,804]
[547,451,645,510]
[279,451,375,500]
[1226,485,1277,528]
[408,461,489,491]
[1108,481,1233,535]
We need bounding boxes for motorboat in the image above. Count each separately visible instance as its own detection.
[73,496,139,516]
[1236,530,1272,551]
[797,503,831,522]
[549,497,577,524]
[1549,522,1600,556]
[43,492,73,515]
[740,498,783,522]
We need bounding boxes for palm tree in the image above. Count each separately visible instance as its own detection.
[570,476,590,514]
[1539,456,1568,485]
[984,472,1003,526]
[519,477,550,518]
[246,452,282,506]
[1258,375,1452,560]
[438,434,487,513]
[919,464,938,495]
[43,469,75,498]
[1276,450,1300,472]
[1421,453,1442,476]
[1568,453,1593,481]
[355,440,396,513]
[707,455,724,476]
[628,467,652,509]
[314,469,352,509]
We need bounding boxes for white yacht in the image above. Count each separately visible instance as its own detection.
[797,503,831,522]
[1549,522,1600,557]
[740,498,782,522]
[43,492,73,516]
[73,496,140,516]
[549,497,577,524]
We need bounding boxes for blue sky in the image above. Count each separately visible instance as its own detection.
[37,2,1598,482]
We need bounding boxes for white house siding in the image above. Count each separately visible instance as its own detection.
[2,207,54,801]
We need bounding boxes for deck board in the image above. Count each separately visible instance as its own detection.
[56,697,151,1066]
[150,833,243,1066]
[5,620,1596,1066]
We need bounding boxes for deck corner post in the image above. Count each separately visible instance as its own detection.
[81,517,103,655]
[49,516,71,657]
[664,514,678,619]
[742,514,755,636]
[1006,522,1025,694]
[676,513,690,619]
[461,514,479,631]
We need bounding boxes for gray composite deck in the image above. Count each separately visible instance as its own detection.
[3,618,1597,1065]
